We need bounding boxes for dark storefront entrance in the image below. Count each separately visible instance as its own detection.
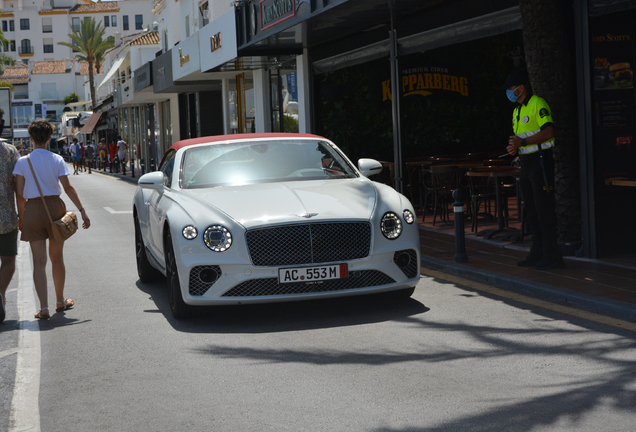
[577,0,636,257]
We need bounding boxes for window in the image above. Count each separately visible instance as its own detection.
[71,39,79,53]
[20,19,29,30]
[2,21,7,32]
[9,20,14,32]
[43,38,53,53]
[72,17,80,32]
[111,16,117,27]
[1,41,7,51]
[161,151,176,187]
[42,17,52,33]
[10,40,15,52]
[135,15,143,30]
[19,39,32,55]
[123,15,129,31]
[104,16,109,27]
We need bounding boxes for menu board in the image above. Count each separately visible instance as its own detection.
[589,11,636,184]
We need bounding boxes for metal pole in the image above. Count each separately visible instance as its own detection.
[389,1,403,193]
[453,189,468,263]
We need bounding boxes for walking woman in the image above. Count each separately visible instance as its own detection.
[13,121,90,319]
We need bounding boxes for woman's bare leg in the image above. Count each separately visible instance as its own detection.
[30,240,49,309]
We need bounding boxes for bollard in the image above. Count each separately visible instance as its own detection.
[453,189,468,263]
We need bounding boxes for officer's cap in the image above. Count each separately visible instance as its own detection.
[500,71,529,90]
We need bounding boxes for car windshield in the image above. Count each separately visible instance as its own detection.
[181,140,358,189]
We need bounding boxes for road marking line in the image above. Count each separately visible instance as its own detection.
[421,268,636,332]
[10,241,41,432]
[104,207,133,214]
[0,348,19,359]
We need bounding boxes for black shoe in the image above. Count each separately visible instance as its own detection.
[535,259,565,271]
[517,256,542,267]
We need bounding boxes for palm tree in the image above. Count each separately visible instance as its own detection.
[58,18,114,109]
[518,0,580,244]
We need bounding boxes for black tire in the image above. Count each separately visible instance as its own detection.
[135,216,161,283]
[165,231,192,319]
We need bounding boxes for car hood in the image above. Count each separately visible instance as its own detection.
[182,179,377,229]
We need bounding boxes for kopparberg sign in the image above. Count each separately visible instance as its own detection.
[382,67,468,101]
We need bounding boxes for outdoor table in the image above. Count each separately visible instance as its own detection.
[467,166,520,239]
[611,179,636,187]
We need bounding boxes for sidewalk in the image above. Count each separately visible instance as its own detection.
[74,164,140,184]
[417,203,636,323]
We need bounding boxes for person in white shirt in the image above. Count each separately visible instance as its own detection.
[13,121,91,319]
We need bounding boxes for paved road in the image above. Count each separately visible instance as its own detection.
[3,171,636,432]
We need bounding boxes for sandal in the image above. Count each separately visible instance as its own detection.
[56,299,75,312]
[35,308,50,319]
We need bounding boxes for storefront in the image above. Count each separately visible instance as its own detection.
[576,0,636,256]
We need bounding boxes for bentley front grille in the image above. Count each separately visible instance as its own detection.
[246,222,372,267]
[221,270,395,297]
[189,265,222,296]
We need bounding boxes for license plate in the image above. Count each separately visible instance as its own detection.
[278,264,348,284]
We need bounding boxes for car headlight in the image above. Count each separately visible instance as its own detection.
[403,209,414,224]
[182,225,198,240]
[381,212,402,240]
[203,225,232,252]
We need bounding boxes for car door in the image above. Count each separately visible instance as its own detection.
[147,150,176,263]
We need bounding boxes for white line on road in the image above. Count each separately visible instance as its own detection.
[104,206,133,214]
[9,241,41,432]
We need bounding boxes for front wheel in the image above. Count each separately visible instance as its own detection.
[135,216,161,283]
[165,231,192,319]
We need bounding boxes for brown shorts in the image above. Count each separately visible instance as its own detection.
[21,196,67,242]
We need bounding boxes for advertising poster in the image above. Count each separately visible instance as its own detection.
[589,10,636,184]
[381,66,470,103]
[0,88,12,139]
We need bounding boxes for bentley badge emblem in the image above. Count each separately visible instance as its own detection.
[295,213,318,218]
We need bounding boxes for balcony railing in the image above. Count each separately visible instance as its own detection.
[19,46,34,55]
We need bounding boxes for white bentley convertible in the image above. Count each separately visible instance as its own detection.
[133,133,420,318]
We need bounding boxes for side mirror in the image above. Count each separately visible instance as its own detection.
[358,158,383,177]
[138,171,164,189]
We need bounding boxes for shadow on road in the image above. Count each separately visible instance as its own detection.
[135,279,429,334]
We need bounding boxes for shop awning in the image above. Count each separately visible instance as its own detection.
[64,100,90,109]
[97,56,126,89]
[57,136,68,142]
[79,112,102,134]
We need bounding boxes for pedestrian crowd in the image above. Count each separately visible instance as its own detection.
[60,136,129,175]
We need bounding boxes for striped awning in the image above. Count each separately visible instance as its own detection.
[79,112,102,134]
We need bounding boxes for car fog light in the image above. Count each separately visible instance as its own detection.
[204,225,232,252]
[403,209,415,224]
[182,225,198,240]
[381,212,402,240]
[395,252,411,268]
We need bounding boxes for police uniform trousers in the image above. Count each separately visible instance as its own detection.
[518,149,562,261]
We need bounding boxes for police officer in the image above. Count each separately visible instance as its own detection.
[502,72,564,270]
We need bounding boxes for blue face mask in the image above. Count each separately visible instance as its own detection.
[506,86,521,103]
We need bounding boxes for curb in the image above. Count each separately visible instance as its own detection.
[92,169,139,185]
[420,254,636,323]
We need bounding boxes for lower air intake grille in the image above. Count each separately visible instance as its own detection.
[189,265,221,296]
[394,249,419,279]
[222,270,395,297]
